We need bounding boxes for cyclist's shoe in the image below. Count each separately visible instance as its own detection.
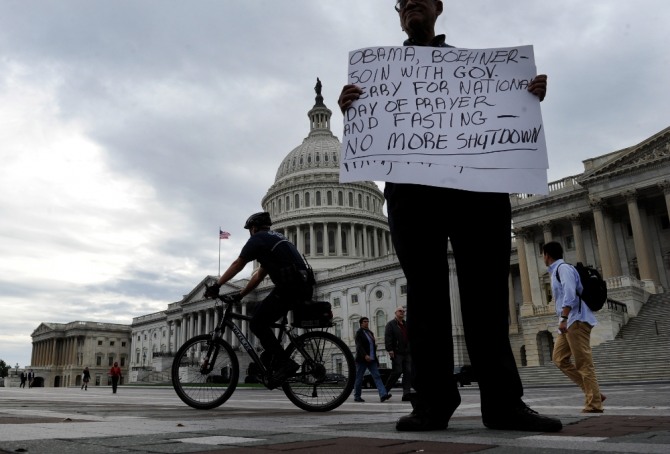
[271,359,300,385]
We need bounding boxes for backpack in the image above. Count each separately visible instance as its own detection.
[556,262,607,312]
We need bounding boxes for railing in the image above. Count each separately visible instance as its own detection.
[532,305,554,316]
[606,298,628,313]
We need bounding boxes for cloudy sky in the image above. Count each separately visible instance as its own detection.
[1,0,668,370]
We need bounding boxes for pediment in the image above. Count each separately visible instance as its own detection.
[579,126,670,183]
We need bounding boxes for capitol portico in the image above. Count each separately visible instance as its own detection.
[128,81,670,382]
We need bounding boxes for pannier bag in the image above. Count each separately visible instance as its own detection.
[293,300,333,328]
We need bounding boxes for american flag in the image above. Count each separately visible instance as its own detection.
[219,229,230,240]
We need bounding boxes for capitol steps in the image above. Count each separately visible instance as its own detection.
[517,293,670,387]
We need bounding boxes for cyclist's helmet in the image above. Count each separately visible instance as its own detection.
[244,211,272,229]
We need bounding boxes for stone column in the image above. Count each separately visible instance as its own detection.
[336,223,342,255]
[661,181,670,219]
[323,223,330,256]
[381,229,388,256]
[205,310,211,335]
[309,223,315,256]
[362,226,369,257]
[541,221,553,244]
[568,214,587,264]
[514,229,534,316]
[624,190,654,282]
[508,273,519,334]
[166,321,172,352]
[589,197,613,278]
[604,212,623,276]
[296,224,303,255]
[350,224,356,256]
[639,204,661,284]
[51,338,57,366]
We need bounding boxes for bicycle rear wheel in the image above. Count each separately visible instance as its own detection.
[171,334,239,410]
[282,331,355,412]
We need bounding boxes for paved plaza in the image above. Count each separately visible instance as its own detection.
[1,382,669,453]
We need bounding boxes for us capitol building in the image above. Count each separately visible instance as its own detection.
[30,80,669,387]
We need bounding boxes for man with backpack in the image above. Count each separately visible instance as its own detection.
[543,241,605,413]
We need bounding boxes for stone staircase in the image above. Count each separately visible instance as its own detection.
[518,293,670,387]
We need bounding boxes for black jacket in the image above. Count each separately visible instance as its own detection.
[355,327,379,363]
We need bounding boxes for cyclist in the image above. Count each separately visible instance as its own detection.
[205,211,313,386]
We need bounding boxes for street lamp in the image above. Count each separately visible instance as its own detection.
[142,352,146,368]
[15,363,19,375]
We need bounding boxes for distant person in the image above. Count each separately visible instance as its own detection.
[81,367,91,390]
[384,306,412,400]
[109,362,122,393]
[27,369,34,388]
[338,0,561,433]
[19,371,27,388]
[543,241,605,413]
[353,317,392,403]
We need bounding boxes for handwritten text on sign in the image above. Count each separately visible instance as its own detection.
[340,45,548,176]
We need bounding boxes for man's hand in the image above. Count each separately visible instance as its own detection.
[231,292,243,302]
[528,74,547,101]
[338,84,363,114]
[204,283,221,299]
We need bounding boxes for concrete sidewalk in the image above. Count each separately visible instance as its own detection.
[1,384,669,453]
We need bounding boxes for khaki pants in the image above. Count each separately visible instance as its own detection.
[553,321,603,411]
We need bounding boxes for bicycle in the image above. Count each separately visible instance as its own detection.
[171,293,355,412]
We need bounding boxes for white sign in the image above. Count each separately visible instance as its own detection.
[339,45,549,194]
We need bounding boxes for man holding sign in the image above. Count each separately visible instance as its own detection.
[338,0,561,433]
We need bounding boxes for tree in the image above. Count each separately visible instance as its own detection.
[0,359,10,378]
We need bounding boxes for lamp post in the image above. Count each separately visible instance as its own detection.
[142,352,146,368]
[15,363,19,376]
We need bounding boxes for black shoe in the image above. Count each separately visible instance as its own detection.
[354,397,365,402]
[381,393,392,402]
[402,393,415,402]
[271,359,300,384]
[483,401,562,432]
[396,396,460,432]
[396,409,450,431]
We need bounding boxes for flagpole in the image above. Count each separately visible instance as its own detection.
[218,227,222,276]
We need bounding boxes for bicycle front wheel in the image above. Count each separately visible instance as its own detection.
[171,334,239,410]
[282,331,355,412]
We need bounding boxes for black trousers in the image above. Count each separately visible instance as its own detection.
[384,183,523,415]
[250,284,311,363]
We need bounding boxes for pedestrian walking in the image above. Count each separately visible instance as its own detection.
[384,306,413,400]
[543,241,605,413]
[353,317,392,403]
[109,362,122,393]
[81,367,91,390]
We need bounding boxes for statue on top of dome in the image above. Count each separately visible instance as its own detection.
[314,78,324,106]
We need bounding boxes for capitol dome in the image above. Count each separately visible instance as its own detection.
[261,79,393,270]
